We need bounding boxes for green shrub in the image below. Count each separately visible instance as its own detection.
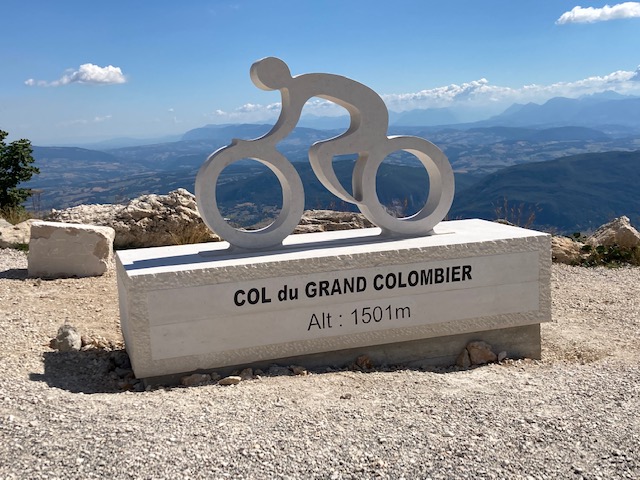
[581,243,640,267]
[1,130,39,209]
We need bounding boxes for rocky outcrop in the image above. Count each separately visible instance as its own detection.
[586,216,640,250]
[552,236,585,265]
[48,189,220,248]
[9,190,640,261]
[45,193,377,249]
[294,210,374,234]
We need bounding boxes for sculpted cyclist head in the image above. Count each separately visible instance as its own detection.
[250,57,293,91]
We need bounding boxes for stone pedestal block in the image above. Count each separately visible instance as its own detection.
[28,221,115,278]
[116,219,551,380]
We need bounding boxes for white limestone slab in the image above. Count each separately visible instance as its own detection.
[116,219,551,379]
[29,221,115,278]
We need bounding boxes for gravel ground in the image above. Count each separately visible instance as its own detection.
[1,248,639,479]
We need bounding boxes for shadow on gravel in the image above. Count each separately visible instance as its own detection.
[0,268,28,280]
[29,349,141,394]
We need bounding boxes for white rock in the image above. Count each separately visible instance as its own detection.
[218,376,242,386]
[0,219,36,248]
[53,325,82,352]
[28,221,115,278]
[294,210,374,234]
[587,216,640,249]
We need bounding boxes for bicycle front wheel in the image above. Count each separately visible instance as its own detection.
[353,135,454,235]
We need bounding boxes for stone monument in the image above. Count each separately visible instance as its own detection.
[116,58,550,382]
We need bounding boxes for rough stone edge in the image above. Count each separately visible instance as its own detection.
[128,232,549,290]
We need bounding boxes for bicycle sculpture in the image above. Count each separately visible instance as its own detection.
[195,57,455,250]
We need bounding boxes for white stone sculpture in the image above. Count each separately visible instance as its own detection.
[196,57,455,250]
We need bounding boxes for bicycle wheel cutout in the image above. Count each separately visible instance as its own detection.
[215,159,283,231]
[374,150,430,218]
[196,142,305,250]
[355,136,454,235]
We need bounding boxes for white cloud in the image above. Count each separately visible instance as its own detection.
[382,78,510,110]
[208,102,283,122]
[556,2,640,24]
[383,66,640,112]
[25,63,126,87]
[93,115,112,123]
[59,115,113,127]
[24,78,46,87]
[206,65,640,122]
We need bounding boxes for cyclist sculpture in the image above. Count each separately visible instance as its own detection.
[195,57,454,250]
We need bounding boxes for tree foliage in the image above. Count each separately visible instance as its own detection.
[0,130,39,209]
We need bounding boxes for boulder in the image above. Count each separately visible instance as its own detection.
[551,236,584,265]
[0,219,37,248]
[48,189,220,248]
[28,221,115,278]
[587,216,640,249]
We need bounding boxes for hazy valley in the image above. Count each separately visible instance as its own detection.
[23,93,640,234]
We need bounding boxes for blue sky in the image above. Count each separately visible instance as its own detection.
[1,0,639,145]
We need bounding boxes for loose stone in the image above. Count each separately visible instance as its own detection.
[218,376,242,386]
[267,365,292,376]
[355,355,373,370]
[467,341,498,365]
[180,373,211,387]
[290,365,308,376]
[456,348,471,368]
[52,324,82,352]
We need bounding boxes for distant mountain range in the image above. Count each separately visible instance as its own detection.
[481,92,640,131]
[20,93,640,233]
[387,91,640,132]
